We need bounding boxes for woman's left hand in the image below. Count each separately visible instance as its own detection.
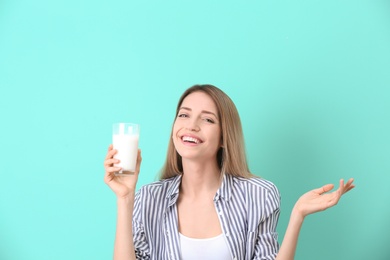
[293,178,355,220]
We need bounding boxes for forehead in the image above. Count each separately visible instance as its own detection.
[180,91,218,113]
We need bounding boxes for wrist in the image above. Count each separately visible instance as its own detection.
[291,206,305,224]
[117,193,135,206]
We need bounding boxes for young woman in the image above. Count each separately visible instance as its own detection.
[103,84,355,260]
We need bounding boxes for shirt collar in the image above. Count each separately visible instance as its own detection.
[165,173,234,206]
[165,174,182,207]
[215,173,233,202]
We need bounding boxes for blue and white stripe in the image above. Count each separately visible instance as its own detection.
[133,174,281,260]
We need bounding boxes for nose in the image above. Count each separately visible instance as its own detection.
[186,118,200,131]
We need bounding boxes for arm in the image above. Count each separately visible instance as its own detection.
[104,145,143,260]
[275,178,355,260]
[114,195,136,260]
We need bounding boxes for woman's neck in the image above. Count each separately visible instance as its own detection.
[180,160,222,198]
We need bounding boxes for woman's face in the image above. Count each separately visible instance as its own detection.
[172,91,222,163]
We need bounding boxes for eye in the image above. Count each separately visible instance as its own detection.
[178,113,189,118]
[204,118,215,124]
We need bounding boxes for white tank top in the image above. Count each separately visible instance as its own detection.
[179,233,232,260]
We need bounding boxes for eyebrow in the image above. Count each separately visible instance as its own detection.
[179,106,218,119]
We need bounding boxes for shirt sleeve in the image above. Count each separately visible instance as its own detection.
[133,189,151,260]
[252,187,281,260]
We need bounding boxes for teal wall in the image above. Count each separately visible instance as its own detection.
[1,0,389,259]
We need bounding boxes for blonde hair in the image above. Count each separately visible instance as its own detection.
[159,84,253,179]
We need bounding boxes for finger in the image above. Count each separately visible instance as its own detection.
[339,178,345,188]
[106,149,117,159]
[343,184,355,194]
[105,166,122,174]
[340,178,355,194]
[330,179,354,203]
[103,153,118,168]
[333,179,344,197]
[313,184,334,195]
[105,145,117,160]
[323,179,355,208]
[104,171,113,183]
[345,178,354,188]
[106,144,113,154]
[346,184,355,192]
[135,149,142,174]
[104,158,120,167]
[104,168,119,184]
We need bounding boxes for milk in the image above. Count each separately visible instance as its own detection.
[113,134,139,173]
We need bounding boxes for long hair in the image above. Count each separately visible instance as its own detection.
[159,84,253,179]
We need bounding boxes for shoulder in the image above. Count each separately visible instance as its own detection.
[229,175,281,205]
[233,175,279,195]
[135,175,180,199]
[230,175,281,220]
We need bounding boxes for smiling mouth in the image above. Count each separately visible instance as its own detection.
[182,136,202,144]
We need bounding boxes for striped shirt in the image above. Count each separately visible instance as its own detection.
[133,174,281,260]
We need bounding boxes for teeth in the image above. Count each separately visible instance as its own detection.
[182,136,200,144]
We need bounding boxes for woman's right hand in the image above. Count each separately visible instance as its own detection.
[103,144,142,199]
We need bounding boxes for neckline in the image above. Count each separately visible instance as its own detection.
[179,232,224,241]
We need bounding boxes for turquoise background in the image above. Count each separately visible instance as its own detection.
[1,0,389,259]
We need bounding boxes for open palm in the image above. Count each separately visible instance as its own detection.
[294,178,355,218]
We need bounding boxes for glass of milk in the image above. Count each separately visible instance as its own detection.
[112,123,140,176]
